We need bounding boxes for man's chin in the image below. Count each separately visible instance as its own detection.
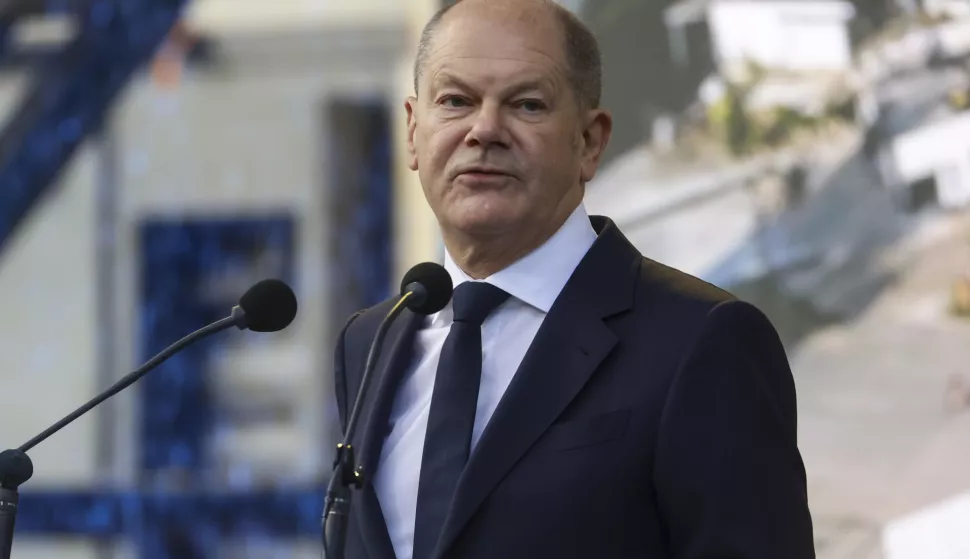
[448,212,522,239]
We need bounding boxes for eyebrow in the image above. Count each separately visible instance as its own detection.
[431,73,475,92]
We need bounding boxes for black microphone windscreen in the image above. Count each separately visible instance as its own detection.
[0,449,33,487]
[239,279,298,332]
[400,262,453,315]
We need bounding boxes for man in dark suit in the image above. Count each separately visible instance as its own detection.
[332,0,816,557]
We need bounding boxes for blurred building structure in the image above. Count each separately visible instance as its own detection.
[886,109,970,210]
[0,0,441,557]
[666,0,856,92]
[922,0,970,18]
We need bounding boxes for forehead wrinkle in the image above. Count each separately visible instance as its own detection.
[429,24,563,66]
[430,67,560,100]
[424,39,569,95]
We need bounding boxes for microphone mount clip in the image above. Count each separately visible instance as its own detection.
[332,443,363,489]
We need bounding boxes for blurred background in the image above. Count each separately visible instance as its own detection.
[0,0,968,557]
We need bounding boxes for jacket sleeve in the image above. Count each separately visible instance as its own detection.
[654,299,816,558]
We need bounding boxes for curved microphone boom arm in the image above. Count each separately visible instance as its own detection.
[321,291,414,559]
[321,262,453,559]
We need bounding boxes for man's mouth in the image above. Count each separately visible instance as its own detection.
[457,167,512,178]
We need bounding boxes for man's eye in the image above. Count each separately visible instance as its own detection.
[517,99,545,112]
[442,96,469,108]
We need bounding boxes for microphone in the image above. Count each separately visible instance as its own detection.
[322,262,453,559]
[0,279,298,559]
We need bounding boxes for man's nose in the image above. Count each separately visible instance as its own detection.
[464,103,510,148]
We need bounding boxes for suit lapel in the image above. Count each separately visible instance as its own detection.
[352,308,424,559]
[432,217,641,559]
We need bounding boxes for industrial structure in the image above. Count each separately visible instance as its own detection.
[0,0,444,557]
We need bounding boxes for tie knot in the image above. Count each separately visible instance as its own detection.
[451,282,510,326]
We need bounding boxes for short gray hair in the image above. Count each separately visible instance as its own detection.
[413,1,602,110]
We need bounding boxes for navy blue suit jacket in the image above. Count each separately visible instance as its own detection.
[333,216,815,559]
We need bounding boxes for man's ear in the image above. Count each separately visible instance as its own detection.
[579,109,612,183]
[405,96,419,171]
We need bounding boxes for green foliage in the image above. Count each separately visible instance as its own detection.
[726,85,752,157]
[761,107,820,147]
[707,93,838,157]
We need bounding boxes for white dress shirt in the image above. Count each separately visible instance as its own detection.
[372,203,598,559]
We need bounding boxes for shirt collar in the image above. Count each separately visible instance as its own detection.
[437,203,597,323]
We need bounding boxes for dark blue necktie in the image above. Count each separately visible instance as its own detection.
[412,281,511,559]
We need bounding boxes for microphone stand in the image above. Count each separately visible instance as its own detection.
[0,307,248,559]
[322,291,415,559]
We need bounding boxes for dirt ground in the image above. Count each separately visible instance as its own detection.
[791,212,970,558]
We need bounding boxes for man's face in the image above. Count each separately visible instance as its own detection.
[406,6,610,242]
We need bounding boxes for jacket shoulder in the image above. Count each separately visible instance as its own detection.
[636,256,737,314]
[342,297,398,340]
[630,256,784,362]
[333,296,401,431]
